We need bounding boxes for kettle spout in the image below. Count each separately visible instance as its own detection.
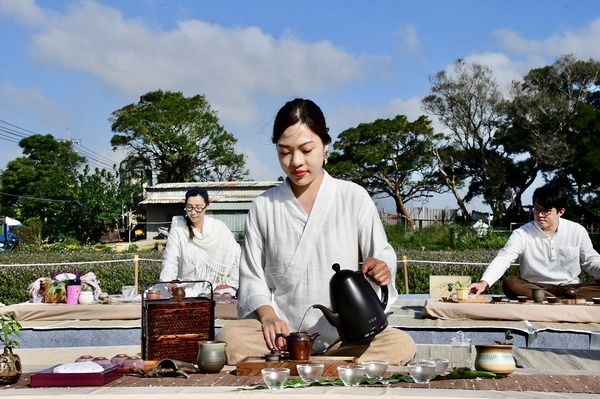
[311,304,340,327]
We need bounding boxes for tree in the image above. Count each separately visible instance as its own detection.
[422,60,522,225]
[0,135,84,240]
[0,135,129,243]
[497,55,600,219]
[327,115,444,227]
[68,166,124,243]
[110,90,248,183]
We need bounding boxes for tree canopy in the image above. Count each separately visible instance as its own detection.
[327,115,444,226]
[110,90,248,183]
[0,134,128,243]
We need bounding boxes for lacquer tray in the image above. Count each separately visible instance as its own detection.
[30,364,122,387]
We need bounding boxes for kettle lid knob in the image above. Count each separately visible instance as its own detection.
[332,263,341,273]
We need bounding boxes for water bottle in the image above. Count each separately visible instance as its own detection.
[450,331,472,369]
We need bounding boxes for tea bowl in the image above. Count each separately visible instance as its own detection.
[337,365,365,386]
[423,358,449,376]
[261,367,290,390]
[361,360,388,382]
[546,296,559,304]
[592,297,600,305]
[296,363,324,383]
[517,295,528,303]
[407,361,437,383]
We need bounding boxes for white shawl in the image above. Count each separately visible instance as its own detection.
[160,215,240,296]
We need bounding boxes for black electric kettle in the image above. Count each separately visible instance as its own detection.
[312,263,389,344]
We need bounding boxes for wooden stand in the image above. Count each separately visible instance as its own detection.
[236,356,356,376]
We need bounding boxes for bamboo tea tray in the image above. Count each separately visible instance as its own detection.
[236,356,356,376]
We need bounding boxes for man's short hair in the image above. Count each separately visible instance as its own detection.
[532,184,567,210]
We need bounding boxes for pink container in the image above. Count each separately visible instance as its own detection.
[66,285,82,304]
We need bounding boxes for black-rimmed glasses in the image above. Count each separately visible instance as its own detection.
[185,205,206,213]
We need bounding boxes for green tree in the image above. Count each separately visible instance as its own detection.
[0,135,84,240]
[497,55,600,220]
[422,60,522,225]
[327,115,444,227]
[69,166,124,243]
[110,90,248,183]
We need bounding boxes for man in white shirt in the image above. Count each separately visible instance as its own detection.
[469,185,600,300]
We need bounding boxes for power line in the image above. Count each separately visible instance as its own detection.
[0,191,72,203]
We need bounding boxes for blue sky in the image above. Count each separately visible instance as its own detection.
[1,0,600,212]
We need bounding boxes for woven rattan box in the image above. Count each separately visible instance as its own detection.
[142,290,215,364]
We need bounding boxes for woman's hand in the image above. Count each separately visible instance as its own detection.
[256,305,290,351]
[362,257,391,286]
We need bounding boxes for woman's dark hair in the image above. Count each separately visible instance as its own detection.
[184,187,210,240]
[272,98,331,145]
[532,184,567,211]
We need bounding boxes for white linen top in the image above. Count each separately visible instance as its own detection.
[481,218,600,287]
[237,171,397,351]
[160,215,240,296]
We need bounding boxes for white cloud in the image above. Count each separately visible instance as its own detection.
[330,96,423,137]
[0,0,47,26]
[493,18,600,60]
[397,23,420,54]
[10,1,363,131]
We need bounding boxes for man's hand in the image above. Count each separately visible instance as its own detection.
[362,257,391,286]
[468,281,489,296]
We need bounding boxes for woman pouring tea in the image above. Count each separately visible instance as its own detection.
[217,98,416,365]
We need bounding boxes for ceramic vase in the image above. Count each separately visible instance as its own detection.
[197,341,226,373]
[474,344,515,375]
[0,347,22,385]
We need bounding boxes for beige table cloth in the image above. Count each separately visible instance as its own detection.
[423,300,600,323]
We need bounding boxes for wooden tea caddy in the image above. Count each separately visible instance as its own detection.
[236,356,356,376]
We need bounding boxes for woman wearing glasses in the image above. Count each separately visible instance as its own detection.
[160,187,240,298]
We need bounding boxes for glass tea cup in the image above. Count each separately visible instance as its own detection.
[408,361,437,383]
[423,358,449,376]
[361,360,388,383]
[337,365,365,386]
[261,367,290,390]
[296,363,324,384]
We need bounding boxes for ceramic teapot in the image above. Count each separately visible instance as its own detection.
[277,331,320,361]
[312,263,388,344]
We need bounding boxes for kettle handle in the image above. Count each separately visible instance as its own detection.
[380,284,388,309]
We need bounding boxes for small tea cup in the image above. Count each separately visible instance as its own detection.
[337,365,365,386]
[261,367,290,390]
[296,363,324,383]
[532,288,546,303]
[592,297,600,305]
[491,295,505,303]
[361,360,388,383]
[408,361,437,383]
[546,296,559,304]
[517,295,528,303]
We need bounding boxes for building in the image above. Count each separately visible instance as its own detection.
[140,181,281,239]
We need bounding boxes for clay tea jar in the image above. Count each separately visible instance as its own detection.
[197,341,227,373]
[171,286,186,302]
[145,289,160,300]
[284,332,319,361]
[0,347,21,385]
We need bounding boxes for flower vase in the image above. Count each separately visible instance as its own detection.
[0,347,22,385]
[474,344,515,375]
